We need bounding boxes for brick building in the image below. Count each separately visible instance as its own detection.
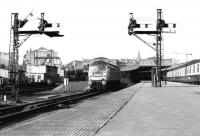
[23,47,62,68]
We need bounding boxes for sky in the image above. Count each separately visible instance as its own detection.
[0,0,200,64]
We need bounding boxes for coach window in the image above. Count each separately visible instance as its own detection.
[197,64,200,73]
[186,67,188,74]
[193,65,195,73]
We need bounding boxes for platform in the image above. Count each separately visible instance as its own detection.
[96,82,200,136]
[0,82,200,136]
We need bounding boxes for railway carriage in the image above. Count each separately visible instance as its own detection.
[166,59,200,84]
[88,60,120,91]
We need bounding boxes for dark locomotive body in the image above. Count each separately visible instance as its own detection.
[88,60,120,91]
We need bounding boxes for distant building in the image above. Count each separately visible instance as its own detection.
[26,65,58,83]
[23,47,62,68]
[120,59,136,64]
[65,60,83,70]
[119,51,141,66]
[119,56,172,71]
[139,57,172,67]
[118,59,137,67]
[0,52,9,68]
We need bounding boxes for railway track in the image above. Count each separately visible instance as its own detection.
[0,91,102,124]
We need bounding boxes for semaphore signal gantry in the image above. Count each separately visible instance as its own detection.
[128,9,176,87]
[9,12,64,102]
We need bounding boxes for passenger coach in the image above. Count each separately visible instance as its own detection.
[166,59,200,84]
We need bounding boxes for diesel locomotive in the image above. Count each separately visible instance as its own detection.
[88,60,120,91]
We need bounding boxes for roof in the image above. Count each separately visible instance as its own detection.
[120,63,140,71]
[139,59,172,67]
[164,59,200,71]
[93,57,108,60]
[90,60,119,69]
[119,58,172,71]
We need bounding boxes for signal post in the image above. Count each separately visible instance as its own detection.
[128,9,176,87]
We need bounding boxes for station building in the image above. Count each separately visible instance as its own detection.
[23,47,62,68]
[120,57,172,83]
[23,47,64,80]
[65,60,83,71]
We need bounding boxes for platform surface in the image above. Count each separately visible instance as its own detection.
[1,82,200,136]
[96,82,200,136]
[0,82,141,136]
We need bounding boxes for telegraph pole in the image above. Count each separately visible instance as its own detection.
[128,9,176,87]
[9,12,63,102]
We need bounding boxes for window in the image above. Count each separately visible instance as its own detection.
[197,64,200,73]
[186,67,188,74]
[193,65,195,73]
[38,75,41,82]
[187,67,189,74]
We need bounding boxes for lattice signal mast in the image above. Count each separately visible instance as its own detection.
[9,12,63,101]
[128,9,176,87]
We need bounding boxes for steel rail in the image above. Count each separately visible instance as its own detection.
[0,91,102,124]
